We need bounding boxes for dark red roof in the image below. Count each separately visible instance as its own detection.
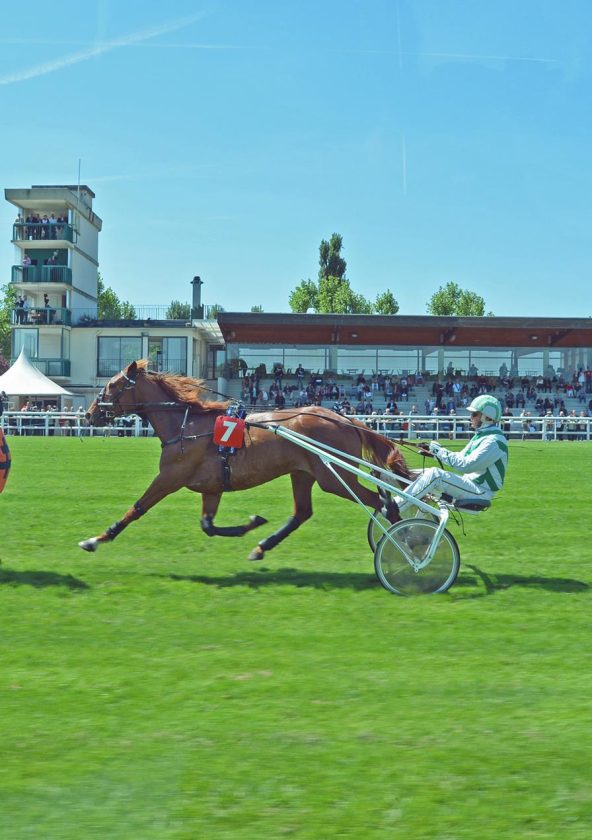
[217,313,592,348]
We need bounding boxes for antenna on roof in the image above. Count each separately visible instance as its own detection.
[74,157,82,240]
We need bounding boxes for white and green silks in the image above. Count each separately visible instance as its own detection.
[398,424,509,512]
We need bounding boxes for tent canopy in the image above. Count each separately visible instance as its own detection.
[0,349,73,396]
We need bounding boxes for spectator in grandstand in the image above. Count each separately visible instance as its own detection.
[543,411,555,440]
[399,376,409,401]
[273,362,284,387]
[295,363,305,385]
[556,410,567,441]
[567,410,579,441]
[393,395,508,515]
[385,399,398,413]
[502,408,514,438]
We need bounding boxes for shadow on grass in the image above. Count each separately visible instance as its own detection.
[0,568,89,590]
[459,564,589,597]
[160,565,590,597]
[162,568,381,591]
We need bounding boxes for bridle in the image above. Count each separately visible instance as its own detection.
[96,368,140,420]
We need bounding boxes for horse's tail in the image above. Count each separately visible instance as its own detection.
[351,419,411,480]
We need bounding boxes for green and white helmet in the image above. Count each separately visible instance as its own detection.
[467,394,502,423]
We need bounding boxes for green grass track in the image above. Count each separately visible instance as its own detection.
[1,437,591,839]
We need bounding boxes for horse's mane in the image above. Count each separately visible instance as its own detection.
[136,360,230,411]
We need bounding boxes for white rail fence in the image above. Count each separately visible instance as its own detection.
[1,411,591,442]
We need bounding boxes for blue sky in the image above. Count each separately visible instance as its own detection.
[1,0,590,317]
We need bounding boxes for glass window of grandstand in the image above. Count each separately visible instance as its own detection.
[98,337,142,378]
[225,344,587,382]
[148,337,187,374]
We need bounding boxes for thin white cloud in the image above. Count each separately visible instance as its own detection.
[0,12,205,86]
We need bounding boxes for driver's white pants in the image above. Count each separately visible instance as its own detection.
[397,467,493,513]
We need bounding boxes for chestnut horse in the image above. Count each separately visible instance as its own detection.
[79,360,409,560]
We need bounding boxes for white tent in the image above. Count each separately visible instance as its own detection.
[0,348,73,397]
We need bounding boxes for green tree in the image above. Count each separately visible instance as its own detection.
[166,300,191,319]
[375,290,400,315]
[250,305,264,313]
[209,304,225,320]
[0,283,16,368]
[97,272,136,320]
[427,282,487,316]
[318,233,347,281]
[289,234,400,315]
[289,279,318,313]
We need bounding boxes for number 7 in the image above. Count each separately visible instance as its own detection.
[220,418,237,442]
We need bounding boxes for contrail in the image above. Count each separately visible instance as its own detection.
[0,12,205,86]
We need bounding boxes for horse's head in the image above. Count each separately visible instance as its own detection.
[87,361,141,426]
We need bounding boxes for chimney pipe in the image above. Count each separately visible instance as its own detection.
[191,276,204,319]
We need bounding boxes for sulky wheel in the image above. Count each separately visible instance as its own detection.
[367,501,437,552]
[373,518,460,595]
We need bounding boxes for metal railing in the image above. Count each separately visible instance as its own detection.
[7,358,71,377]
[12,222,74,242]
[0,412,146,437]
[12,306,71,326]
[1,412,591,441]
[12,265,72,285]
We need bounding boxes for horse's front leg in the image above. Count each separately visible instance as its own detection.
[200,492,268,538]
[78,473,178,552]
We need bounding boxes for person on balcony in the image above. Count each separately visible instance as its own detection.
[16,296,27,324]
[48,212,58,238]
[44,294,55,324]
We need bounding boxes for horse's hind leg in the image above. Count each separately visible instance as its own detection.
[248,471,314,561]
[200,492,268,538]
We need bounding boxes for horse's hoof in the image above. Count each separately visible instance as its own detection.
[78,538,98,552]
[249,515,268,530]
[248,546,264,561]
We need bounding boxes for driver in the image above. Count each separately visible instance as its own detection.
[394,394,508,514]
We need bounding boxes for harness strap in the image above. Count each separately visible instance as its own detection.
[221,451,233,492]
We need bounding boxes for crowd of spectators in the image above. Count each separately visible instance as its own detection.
[14,211,68,240]
[235,362,592,440]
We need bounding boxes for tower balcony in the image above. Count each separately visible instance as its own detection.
[11,265,72,285]
[12,222,74,243]
[12,306,71,326]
